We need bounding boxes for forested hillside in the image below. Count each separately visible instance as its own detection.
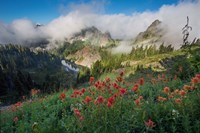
[0,44,76,104]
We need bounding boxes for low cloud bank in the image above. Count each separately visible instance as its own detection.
[0,0,199,47]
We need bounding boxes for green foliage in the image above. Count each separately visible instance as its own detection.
[159,43,174,54]
[170,56,195,80]
[1,72,200,133]
[188,46,200,73]
[54,41,85,57]
[77,66,90,84]
[0,44,74,104]
[90,44,175,78]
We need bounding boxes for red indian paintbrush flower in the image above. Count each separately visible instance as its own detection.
[120,88,127,96]
[59,93,66,100]
[107,101,112,108]
[120,71,124,77]
[134,96,144,106]
[174,89,179,94]
[132,84,139,92]
[183,85,192,91]
[145,119,156,128]
[163,87,170,94]
[175,98,182,104]
[74,108,84,121]
[191,74,200,86]
[179,90,186,97]
[15,102,22,107]
[138,78,144,86]
[134,99,140,106]
[108,96,115,104]
[113,82,119,89]
[84,96,92,104]
[89,77,95,84]
[195,74,200,79]
[157,96,167,102]
[96,96,106,104]
[81,88,86,93]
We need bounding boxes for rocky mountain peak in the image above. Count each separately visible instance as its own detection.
[134,19,163,44]
[146,20,161,31]
[68,26,113,47]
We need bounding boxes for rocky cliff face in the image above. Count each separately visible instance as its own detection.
[68,26,113,47]
[133,20,165,47]
[66,46,101,68]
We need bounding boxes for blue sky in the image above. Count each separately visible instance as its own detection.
[0,0,179,24]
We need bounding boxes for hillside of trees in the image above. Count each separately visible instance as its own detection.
[0,44,75,104]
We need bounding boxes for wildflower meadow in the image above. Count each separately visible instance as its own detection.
[1,72,200,133]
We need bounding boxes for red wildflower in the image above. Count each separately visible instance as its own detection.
[183,85,192,91]
[157,96,167,102]
[168,93,174,99]
[195,74,200,79]
[134,99,140,106]
[74,109,81,116]
[132,84,139,92]
[175,98,182,104]
[135,96,144,106]
[179,90,186,97]
[139,96,144,100]
[74,108,84,120]
[113,82,119,89]
[96,96,106,104]
[191,77,199,85]
[191,75,200,85]
[79,92,83,96]
[89,77,95,84]
[174,89,179,94]
[113,93,118,98]
[107,101,113,108]
[81,88,86,93]
[123,81,126,85]
[108,96,115,104]
[163,87,170,94]
[15,102,22,107]
[31,89,40,96]
[59,93,66,100]
[138,78,145,86]
[120,88,127,96]
[74,90,80,95]
[84,96,92,104]
[71,94,75,98]
[145,119,156,128]
[120,71,124,77]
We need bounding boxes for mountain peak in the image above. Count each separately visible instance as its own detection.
[68,26,113,47]
[134,19,163,43]
[146,19,162,32]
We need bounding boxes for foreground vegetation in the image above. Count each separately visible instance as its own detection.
[0,41,200,132]
[1,70,200,132]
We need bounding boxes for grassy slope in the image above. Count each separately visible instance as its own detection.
[1,46,200,132]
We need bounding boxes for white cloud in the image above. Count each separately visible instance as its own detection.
[111,40,133,54]
[0,0,199,47]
